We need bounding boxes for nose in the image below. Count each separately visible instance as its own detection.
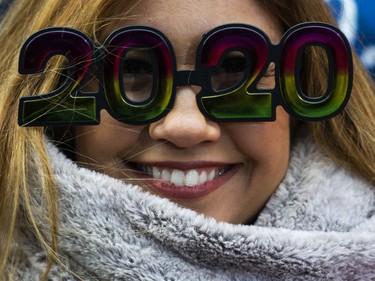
[149,86,221,148]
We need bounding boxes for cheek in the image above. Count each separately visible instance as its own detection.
[224,107,290,176]
[74,111,144,164]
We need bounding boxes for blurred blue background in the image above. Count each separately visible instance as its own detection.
[326,0,375,78]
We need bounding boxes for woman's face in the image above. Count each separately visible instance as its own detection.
[75,0,290,224]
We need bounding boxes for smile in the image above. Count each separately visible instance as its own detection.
[136,165,229,186]
[130,162,240,199]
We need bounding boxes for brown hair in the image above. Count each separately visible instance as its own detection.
[259,0,375,181]
[0,0,374,279]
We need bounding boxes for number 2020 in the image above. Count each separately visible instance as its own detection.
[18,22,352,126]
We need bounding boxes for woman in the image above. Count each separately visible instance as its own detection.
[0,0,374,280]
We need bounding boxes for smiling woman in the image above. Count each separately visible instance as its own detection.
[74,0,290,224]
[0,0,375,280]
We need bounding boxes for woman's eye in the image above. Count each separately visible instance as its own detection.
[123,58,153,74]
[221,56,246,73]
[122,53,155,103]
[211,54,246,91]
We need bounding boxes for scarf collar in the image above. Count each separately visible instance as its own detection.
[24,136,375,280]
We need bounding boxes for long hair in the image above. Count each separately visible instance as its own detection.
[0,1,140,279]
[259,0,375,181]
[0,0,374,279]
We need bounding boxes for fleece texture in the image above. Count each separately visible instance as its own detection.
[13,137,375,280]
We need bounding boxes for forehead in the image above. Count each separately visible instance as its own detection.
[103,0,282,44]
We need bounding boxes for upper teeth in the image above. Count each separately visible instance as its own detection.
[141,166,225,187]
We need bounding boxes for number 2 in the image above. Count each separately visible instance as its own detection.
[18,27,98,126]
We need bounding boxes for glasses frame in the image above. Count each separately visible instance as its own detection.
[18,22,353,126]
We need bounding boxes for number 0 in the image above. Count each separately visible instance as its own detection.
[279,23,352,120]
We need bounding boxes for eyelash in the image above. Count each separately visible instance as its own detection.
[123,58,153,74]
[221,56,246,73]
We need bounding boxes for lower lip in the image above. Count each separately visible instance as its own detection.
[143,165,241,199]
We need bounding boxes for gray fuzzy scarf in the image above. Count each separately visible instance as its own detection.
[15,137,375,280]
